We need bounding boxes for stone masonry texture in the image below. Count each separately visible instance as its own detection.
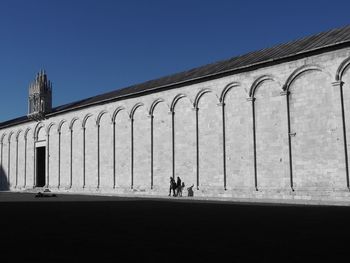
[2,47,350,203]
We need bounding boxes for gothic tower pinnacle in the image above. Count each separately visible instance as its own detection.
[27,70,52,120]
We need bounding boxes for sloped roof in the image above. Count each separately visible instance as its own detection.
[2,24,350,129]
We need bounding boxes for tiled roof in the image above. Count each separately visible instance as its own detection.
[2,24,350,129]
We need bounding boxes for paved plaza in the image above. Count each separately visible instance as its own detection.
[0,192,349,262]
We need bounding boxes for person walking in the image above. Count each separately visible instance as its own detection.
[176,177,182,197]
[169,177,176,196]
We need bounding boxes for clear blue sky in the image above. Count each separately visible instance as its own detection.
[1,0,349,122]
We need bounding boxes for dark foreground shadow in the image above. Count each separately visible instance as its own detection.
[0,165,9,191]
[0,197,350,262]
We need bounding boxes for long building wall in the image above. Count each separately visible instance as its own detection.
[2,48,350,200]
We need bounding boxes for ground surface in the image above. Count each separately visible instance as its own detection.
[0,192,349,262]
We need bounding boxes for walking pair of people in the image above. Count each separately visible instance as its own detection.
[169,176,185,197]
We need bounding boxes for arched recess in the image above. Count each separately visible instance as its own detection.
[338,57,350,190]
[283,65,328,91]
[130,102,151,189]
[24,128,34,188]
[97,110,113,189]
[81,114,92,188]
[0,133,7,190]
[220,82,241,103]
[15,130,23,188]
[252,76,289,190]
[111,106,124,188]
[34,125,47,188]
[57,120,70,188]
[170,94,188,112]
[96,110,108,189]
[15,130,22,140]
[83,113,97,189]
[0,134,6,144]
[151,99,172,190]
[46,122,56,188]
[223,83,254,190]
[7,131,14,187]
[149,99,165,116]
[69,117,82,189]
[114,108,131,188]
[336,57,350,82]
[0,133,6,144]
[220,82,241,189]
[0,133,6,172]
[195,89,223,189]
[172,94,196,189]
[286,66,344,190]
[33,122,45,141]
[250,75,276,96]
[36,125,46,141]
[111,107,124,124]
[0,133,8,191]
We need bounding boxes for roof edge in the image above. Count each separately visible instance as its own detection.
[46,39,350,117]
[1,31,350,130]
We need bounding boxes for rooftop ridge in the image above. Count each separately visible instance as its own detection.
[52,24,350,113]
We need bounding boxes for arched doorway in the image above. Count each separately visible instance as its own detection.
[35,125,46,187]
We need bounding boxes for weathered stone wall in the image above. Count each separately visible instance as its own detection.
[2,47,350,202]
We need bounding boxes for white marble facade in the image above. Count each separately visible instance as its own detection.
[2,45,350,202]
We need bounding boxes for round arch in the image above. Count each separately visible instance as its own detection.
[15,130,23,141]
[149,98,165,116]
[0,133,7,144]
[69,117,79,131]
[194,88,216,108]
[24,128,31,140]
[220,82,241,103]
[34,122,45,141]
[283,65,326,91]
[111,106,125,123]
[336,57,350,81]
[170,93,192,112]
[129,103,144,119]
[249,75,279,97]
[7,131,14,143]
[57,120,68,133]
[46,122,56,135]
[96,110,108,126]
[82,113,93,128]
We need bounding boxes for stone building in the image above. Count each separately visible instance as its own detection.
[2,25,350,202]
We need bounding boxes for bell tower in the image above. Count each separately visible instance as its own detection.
[28,70,52,120]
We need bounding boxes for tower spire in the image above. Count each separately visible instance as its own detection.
[27,70,52,121]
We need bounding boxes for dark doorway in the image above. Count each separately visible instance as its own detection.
[36,146,46,187]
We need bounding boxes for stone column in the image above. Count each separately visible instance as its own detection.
[281,90,295,191]
[15,136,18,188]
[219,101,227,190]
[97,123,100,189]
[46,133,50,188]
[82,127,86,189]
[150,114,154,189]
[24,136,27,188]
[247,97,258,191]
[112,120,116,189]
[58,131,61,189]
[332,80,349,190]
[8,138,11,188]
[69,128,73,189]
[130,117,134,189]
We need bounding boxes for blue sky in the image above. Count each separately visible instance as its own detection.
[0,0,349,122]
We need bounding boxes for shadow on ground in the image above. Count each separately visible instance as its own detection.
[0,165,9,191]
[0,193,349,262]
